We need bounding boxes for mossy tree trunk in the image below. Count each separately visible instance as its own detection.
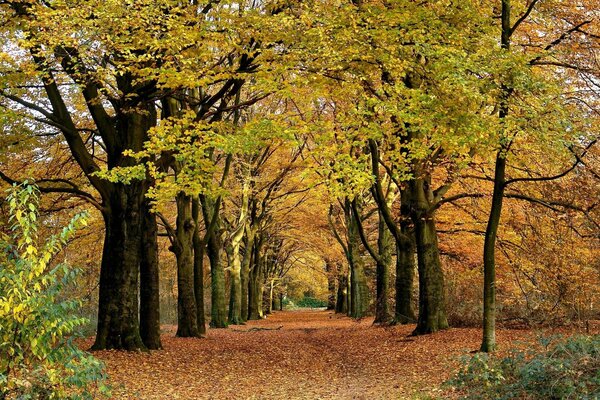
[227,180,249,325]
[140,196,162,349]
[375,209,393,323]
[335,264,349,314]
[248,237,264,320]
[345,199,369,319]
[192,198,206,336]
[174,192,200,337]
[241,228,255,322]
[410,177,448,335]
[395,193,416,324]
[326,260,337,310]
[201,195,228,329]
[93,105,158,351]
[93,183,147,350]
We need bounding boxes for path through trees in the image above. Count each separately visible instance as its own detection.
[89,310,547,399]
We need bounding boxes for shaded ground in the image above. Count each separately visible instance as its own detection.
[87,310,551,399]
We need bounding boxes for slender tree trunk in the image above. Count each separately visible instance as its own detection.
[346,269,352,315]
[482,0,512,352]
[326,260,337,310]
[411,178,448,334]
[175,193,199,337]
[395,194,416,324]
[335,271,348,314]
[375,210,393,324]
[139,197,162,349]
[346,200,369,319]
[273,292,279,312]
[228,260,243,324]
[192,198,206,336]
[481,154,506,351]
[279,292,284,311]
[200,196,228,329]
[93,183,146,350]
[241,230,255,322]
[207,228,227,328]
[266,279,274,315]
[248,239,264,320]
[228,182,249,325]
[395,236,416,324]
[226,238,242,324]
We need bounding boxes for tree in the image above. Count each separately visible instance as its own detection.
[480,0,600,352]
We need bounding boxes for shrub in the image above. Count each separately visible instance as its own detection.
[295,296,328,308]
[0,183,109,399]
[449,334,600,399]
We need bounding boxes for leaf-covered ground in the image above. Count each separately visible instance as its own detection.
[85,310,578,399]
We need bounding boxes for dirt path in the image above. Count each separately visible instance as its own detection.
[89,310,530,399]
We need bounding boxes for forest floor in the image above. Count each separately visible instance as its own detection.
[85,310,593,399]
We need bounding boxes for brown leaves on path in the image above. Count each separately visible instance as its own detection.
[85,310,532,399]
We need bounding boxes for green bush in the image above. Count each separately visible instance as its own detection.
[0,183,109,399]
[295,297,328,308]
[449,334,600,399]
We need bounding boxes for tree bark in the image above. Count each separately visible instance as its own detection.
[335,270,348,314]
[175,193,199,337]
[139,196,162,349]
[266,279,274,315]
[395,195,416,324]
[241,229,255,322]
[395,237,416,324]
[228,181,249,325]
[375,209,393,324]
[93,183,146,350]
[345,199,369,319]
[248,238,264,320]
[192,198,206,336]
[410,178,449,335]
[326,260,337,310]
[206,223,227,328]
[200,196,228,329]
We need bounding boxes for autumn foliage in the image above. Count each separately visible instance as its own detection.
[0,0,599,398]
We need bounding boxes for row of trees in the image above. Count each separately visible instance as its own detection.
[0,0,598,353]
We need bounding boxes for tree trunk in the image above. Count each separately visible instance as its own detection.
[267,279,275,314]
[227,182,248,325]
[411,178,448,334]
[240,231,254,322]
[395,236,416,324]
[279,292,284,311]
[481,0,512,354]
[346,201,369,319]
[175,193,199,337]
[481,154,505,352]
[228,260,242,324]
[248,239,264,320]
[395,194,416,324]
[207,227,227,328]
[93,183,146,350]
[346,267,352,315]
[375,210,393,324]
[326,261,337,310]
[192,198,206,336]
[335,271,348,314]
[200,196,228,329]
[139,197,162,349]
